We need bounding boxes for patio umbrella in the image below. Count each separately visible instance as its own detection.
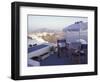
[63,21,87,32]
[63,21,87,42]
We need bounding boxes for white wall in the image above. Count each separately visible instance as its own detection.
[0,0,99,82]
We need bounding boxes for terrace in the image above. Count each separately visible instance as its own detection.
[28,41,87,66]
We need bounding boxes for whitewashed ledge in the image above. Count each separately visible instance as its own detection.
[28,59,40,66]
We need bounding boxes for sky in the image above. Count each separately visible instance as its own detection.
[28,15,88,33]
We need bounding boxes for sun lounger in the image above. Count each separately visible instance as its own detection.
[28,44,50,59]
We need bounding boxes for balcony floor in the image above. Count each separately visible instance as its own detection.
[40,52,87,66]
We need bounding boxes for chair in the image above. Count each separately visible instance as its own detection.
[57,39,67,57]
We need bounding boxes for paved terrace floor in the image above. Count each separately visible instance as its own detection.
[40,52,87,66]
[28,44,87,66]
